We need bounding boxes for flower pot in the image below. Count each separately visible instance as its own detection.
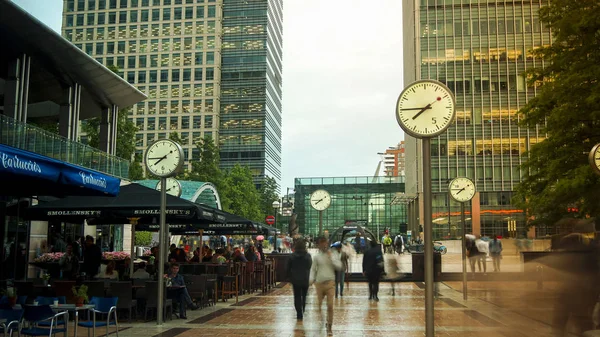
[8,297,17,307]
[76,297,84,307]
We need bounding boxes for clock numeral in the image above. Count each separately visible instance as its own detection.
[432,117,437,124]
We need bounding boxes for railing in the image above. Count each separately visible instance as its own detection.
[0,114,129,179]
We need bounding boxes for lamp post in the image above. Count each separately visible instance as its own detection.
[272,200,281,233]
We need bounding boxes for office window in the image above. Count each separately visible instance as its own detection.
[97,12,105,25]
[87,13,95,26]
[196,6,204,18]
[208,6,215,18]
[149,70,157,82]
[172,69,180,82]
[76,14,84,26]
[117,56,125,68]
[142,0,148,5]
[194,68,203,81]
[163,8,171,21]
[95,42,104,54]
[193,116,201,128]
[185,7,194,19]
[128,56,136,68]
[66,15,74,27]
[138,55,147,67]
[119,11,127,23]
[118,41,126,54]
[98,0,106,9]
[77,0,85,10]
[131,0,138,6]
[161,70,169,82]
[194,52,202,65]
[138,71,146,82]
[206,52,214,64]
[130,11,138,23]
[109,12,116,24]
[67,0,75,12]
[206,68,214,81]
[182,116,190,129]
[175,7,182,20]
[119,0,127,8]
[183,68,191,81]
[164,0,171,4]
[107,41,115,54]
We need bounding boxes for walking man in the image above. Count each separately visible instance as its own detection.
[310,236,342,335]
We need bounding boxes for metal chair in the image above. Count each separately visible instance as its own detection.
[33,298,66,328]
[77,297,119,337]
[108,282,137,322]
[20,305,68,337]
[0,308,23,337]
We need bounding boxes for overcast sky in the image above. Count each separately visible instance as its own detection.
[13,0,405,192]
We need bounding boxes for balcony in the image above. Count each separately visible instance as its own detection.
[0,115,129,179]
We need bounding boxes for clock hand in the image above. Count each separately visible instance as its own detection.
[399,107,434,111]
[150,151,174,166]
[411,97,442,120]
[315,198,324,204]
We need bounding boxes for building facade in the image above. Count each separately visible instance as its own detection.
[294,176,408,239]
[63,0,283,185]
[402,0,552,239]
[380,141,406,177]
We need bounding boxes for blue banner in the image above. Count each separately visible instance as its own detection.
[0,144,120,196]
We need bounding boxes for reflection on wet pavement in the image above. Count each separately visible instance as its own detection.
[119,281,563,337]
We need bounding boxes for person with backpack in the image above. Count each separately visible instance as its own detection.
[489,235,503,272]
[363,240,384,301]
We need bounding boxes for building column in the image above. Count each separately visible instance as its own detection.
[71,84,81,141]
[99,107,112,154]
[4,55,30,122]
[471,192,481,236]
[59,87,73,139]
[110,105,118,155]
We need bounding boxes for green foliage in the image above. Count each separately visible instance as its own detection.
[187,136,231,208]
[30,120,59,134]
[258,176,279,218]
[514,0,600,226]
[129,153,145,180]
[72,285,89,303]
[168,132,188,179]
[222,164,263,221]
[135,231,153,246]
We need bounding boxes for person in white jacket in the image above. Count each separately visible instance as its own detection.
[310,236,342,335]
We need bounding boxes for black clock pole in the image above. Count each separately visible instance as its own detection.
[461,202,467,300]
[318,210,323,235]
[157,177,167,325]
[422,137,434,337]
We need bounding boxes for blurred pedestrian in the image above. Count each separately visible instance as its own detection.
[363,240,384,301]
[286,239,312,320]
[489,236,503,272]
[310,236,341,335]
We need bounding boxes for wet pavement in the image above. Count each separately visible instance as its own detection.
[116,280,562,337]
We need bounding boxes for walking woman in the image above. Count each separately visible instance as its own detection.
[286,238,312,320]
[363,240,384,301]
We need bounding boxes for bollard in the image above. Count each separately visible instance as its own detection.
[536,264,543,290]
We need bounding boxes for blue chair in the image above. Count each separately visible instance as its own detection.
[0,309,23,337]
[78,297,119,337]
[20,305,68,337]
[33,298,66,328]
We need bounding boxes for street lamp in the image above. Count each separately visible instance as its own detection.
[272,200,281,233]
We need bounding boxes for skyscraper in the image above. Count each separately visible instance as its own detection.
[402,0,552,239]
[62,0,283,185]
[379,141,406,177]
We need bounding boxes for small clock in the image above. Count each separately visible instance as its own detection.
[310,189,331,211]
[589,143,600,176]
[144,139,184,178]
[448,177,476,203]
[396,80,456,138]
[156,177,182,197]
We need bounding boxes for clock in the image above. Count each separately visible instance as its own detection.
[589,143,600,175]
[144,139,184,178]
[310,189,331,211]
[396,79,456,138]
[448,177,476,203]
[156,177,182,197]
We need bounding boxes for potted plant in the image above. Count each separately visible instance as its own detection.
[72,285,88,307]
[41,273,51,286]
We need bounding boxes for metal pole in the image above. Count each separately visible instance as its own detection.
[422,138,434,337]
[318,211,323,235]
[157,177,167,325]
[130,223,135,279]
[461,202,467,300]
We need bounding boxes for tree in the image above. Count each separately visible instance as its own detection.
[258,176,279,219]
[222,164,262,221]
[513,0,600,227]
[134,231,153,246]
[81,65,139,180]
[129,153,145,181]
[168,132,188,179]
[187,136,231,209]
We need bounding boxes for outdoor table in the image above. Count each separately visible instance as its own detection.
[51,304,95,337]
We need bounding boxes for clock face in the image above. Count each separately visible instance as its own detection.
[396,80,456,138]
[144,139,184,178]
[310,189,331,211]
[589,143,600,176]
[156,177,182,197]
[448,177,476,203]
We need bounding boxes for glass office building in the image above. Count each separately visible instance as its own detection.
[62,0,283,185]
[294,177,409,238]
[402,0,553,239]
